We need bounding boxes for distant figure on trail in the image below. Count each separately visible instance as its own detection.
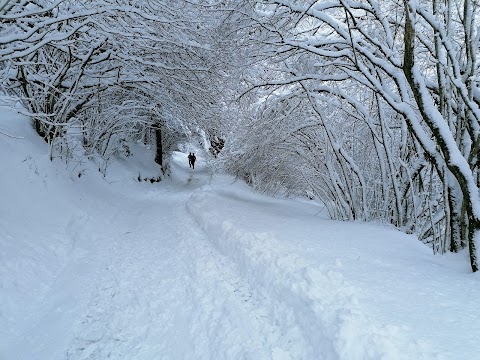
[191,153,196,169]
[188,152,193,168]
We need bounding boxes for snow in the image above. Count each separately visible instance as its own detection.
[1,101,480,359]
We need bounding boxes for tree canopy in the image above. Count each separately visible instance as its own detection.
[2,0,480,271]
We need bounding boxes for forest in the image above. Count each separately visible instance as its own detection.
[1,0,480,272]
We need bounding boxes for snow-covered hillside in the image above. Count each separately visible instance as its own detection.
[1,103,479,360]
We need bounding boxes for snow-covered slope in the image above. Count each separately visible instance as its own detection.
[187,179,480,359]
[1,101,480,360]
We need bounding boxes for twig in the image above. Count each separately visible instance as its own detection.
[0,129,24,139]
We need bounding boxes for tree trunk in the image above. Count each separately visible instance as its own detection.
[403,0,479,271]
[154,123,163,169]
[469,219,479,272]
[447,185,460,253]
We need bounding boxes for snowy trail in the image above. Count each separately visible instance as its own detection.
[64,198,195,359]
[2,152,470,359]
[62,191,273,360]
[186,178,480,359]
[4,155,283,359]
[2,106,479,359]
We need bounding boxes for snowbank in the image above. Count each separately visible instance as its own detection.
[187,185,444,360]
[0,101,162,357]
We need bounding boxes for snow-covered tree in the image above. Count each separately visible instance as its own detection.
[221,0,480,271]
[1,0,234,172]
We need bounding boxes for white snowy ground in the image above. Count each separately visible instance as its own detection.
[1,102,480,360]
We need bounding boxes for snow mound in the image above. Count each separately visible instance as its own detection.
[187,186,441,360]
[0,101,163,356]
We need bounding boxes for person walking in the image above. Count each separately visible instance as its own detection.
[188,153,193,168]
[191,153,196,169]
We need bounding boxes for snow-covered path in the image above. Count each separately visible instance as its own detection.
[3,107,480,360]
[4,167,274,359]
[0,108,285,359]
[63,194,202,360]
[0,125,296,360]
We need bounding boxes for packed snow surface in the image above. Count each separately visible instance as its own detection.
[1,102,480,359]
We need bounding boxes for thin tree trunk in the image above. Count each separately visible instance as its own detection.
[403,0,479,271]
[154,123,163,169]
